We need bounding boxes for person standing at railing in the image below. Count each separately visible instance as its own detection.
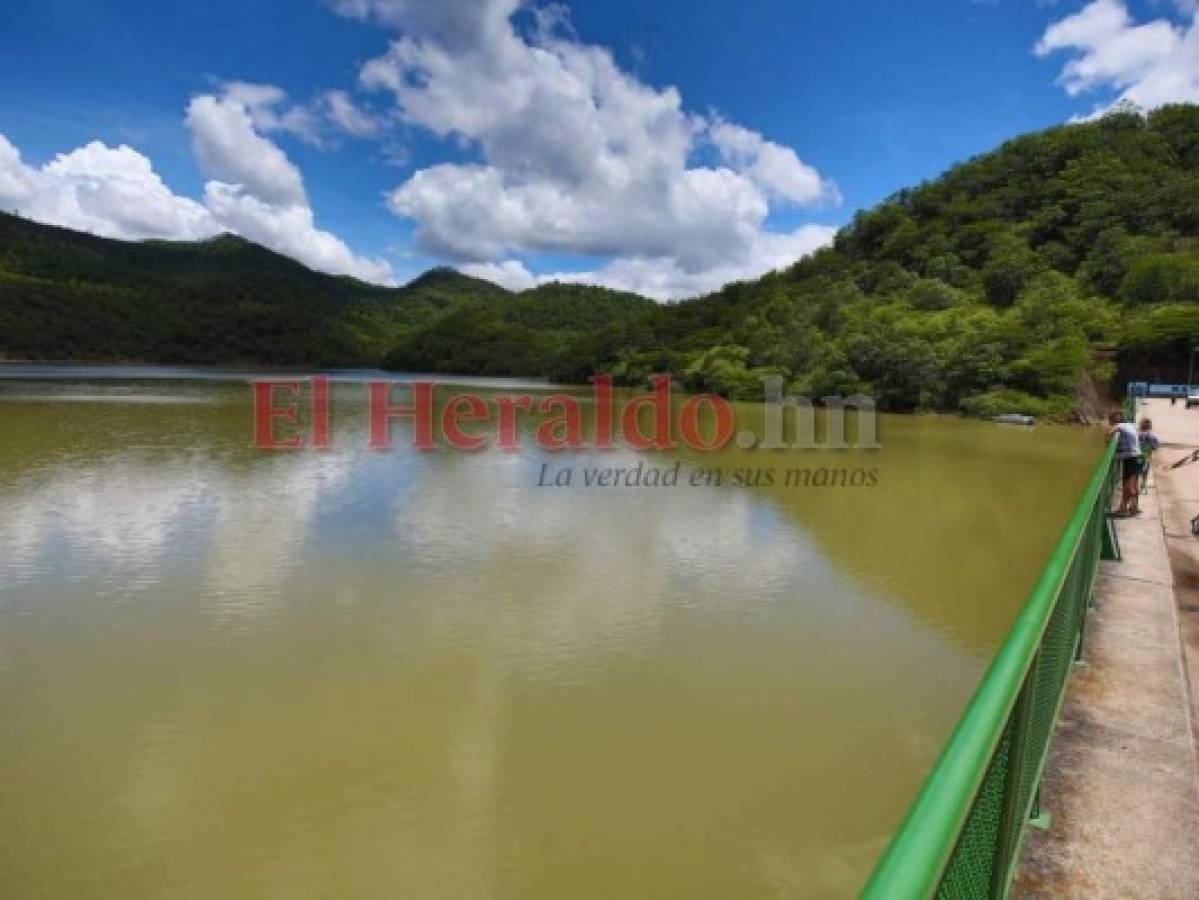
[1110,412,1142,517]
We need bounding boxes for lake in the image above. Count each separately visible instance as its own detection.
[0,367,1102,898]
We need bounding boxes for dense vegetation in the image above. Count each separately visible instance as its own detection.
[539,104,1199,417]
[2,105,1198,416]
[381,281,654,376]
[0,217,505,366]
[0,212,650,372]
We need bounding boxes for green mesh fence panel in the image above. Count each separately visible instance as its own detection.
[862,451,1115,900]
[1030,562,1081,762]
[938,487,1105,897]
[935,722,1014,899]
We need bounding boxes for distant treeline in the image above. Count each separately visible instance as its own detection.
[2,105,1198,416]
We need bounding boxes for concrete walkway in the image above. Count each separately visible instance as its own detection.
[1149,398,1199,752]
[1015,398,1199,898]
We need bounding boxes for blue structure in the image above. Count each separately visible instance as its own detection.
[1128,382,1189,399]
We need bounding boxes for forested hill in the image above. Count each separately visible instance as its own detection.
[540,104,1199,417]
[3,105,1199,416]
[0,212,650,369]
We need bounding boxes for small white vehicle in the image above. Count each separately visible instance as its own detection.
[1187,388,1199,409]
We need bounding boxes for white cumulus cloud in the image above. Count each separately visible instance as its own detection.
[459,223,836,300]
[459,259,539,292]
[339,0,838,299]
[321,89,386,137]
[218,80,386,143]
[185,92,393,283]
[708,121,837,206]
[1036,0,1199,114]
[201,181,391,283]
[219,80,324,144]
[0,94,393,284]
[550,224,838,299]
[331,0,521,49]
[187,94,308,207]
[0,136,217,241]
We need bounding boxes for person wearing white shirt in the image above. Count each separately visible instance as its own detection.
[1109,412,1142,517]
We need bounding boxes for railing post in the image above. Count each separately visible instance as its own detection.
[1029,787,1051,831]
[1101,518,1121,561]
[1101,457,1121,562]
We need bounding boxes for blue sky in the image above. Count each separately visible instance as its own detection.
[0,0,1196,297]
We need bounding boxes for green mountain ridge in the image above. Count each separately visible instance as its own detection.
[539,104,1198,416]
[3,105,1199,416]
[0,213,642,368]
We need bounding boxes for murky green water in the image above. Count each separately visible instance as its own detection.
[0,368,1102,898]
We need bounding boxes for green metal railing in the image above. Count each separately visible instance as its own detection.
[861,437,1119,899]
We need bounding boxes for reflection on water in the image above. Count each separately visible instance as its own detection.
[0,371,1102,898]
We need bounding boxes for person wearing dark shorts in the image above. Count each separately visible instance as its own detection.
[1122,455,1143,481]
[1110,412,1142,517]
